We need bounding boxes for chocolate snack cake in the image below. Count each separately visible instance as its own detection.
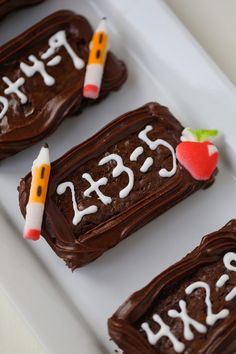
[108,220,236,354]
[19,102,217,270]
[0,0,44,18]
[0,10,127,160]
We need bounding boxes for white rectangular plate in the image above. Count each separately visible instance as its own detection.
[1,0,236,353]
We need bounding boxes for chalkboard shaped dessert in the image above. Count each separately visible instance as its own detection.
[0,10,127,159]
[18,102,219,269]
[108,220,236,354]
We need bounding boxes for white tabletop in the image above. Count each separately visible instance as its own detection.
[1,1,235,353]
[0,289,46,354]
[165,0,236,85]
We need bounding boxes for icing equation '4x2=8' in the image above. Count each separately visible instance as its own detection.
[108,220,236,354]
[141,252,236,353]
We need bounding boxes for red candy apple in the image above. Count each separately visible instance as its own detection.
[176,128,219,181]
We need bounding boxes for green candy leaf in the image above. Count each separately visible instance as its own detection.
[187,128,218,142]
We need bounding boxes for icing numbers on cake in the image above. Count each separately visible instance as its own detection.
[168,300,206,340]
[0,30,85,119]
[41,30,85,70]
[18,30,85,94]
[216,274,229,288]
[141,314,185,353]
[55,125,180,227]
[141,251,236,352]
[185,281,229,326]
[0,96,9,121]
[138,125,177,177]
[56,181,98,225]
[47,56,62,67]
[224,252,236,301]
[130,146,144,161]
[20,55,55,86]
[224,252,236,271]
[225,287,236,302]
[82,173,112,205]
[99,154,134,198]
[3,76,28,104]
[140,157,154,173]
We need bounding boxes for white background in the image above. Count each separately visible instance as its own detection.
[166,0,236,85]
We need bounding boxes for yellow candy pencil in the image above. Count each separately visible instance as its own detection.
[83,17,109,99]
[23,143,51,240]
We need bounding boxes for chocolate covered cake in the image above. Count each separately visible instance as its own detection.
[108,220,236,354]
[18,102,218,269]
[0,10,127,159]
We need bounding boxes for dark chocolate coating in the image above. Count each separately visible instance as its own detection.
[0,10,127,159]
[0,0,44,18]
[18,102,216,270]
[108,220,236,354]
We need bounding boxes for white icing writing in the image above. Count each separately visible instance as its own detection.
[141,314,185,352]
[185,281,229,326]
[56,182,97,225]
[130,146,143,161]
[47,56,62,66]
[55,125,180,226]
[99,154,134,198]
[41,30,84,69]
[140,157,153,173]
[216,274,229,288]
[0,96,9,121]
[224,252,236,272]
[138,125,177,177]
[142,251,236,352]
[0,30,84,118]
[82,173,111,205]
[3,76,27,104]
[168,300,206,340]
[20,55,55,86]
[225,288,236,301]
[224,252,236,301]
